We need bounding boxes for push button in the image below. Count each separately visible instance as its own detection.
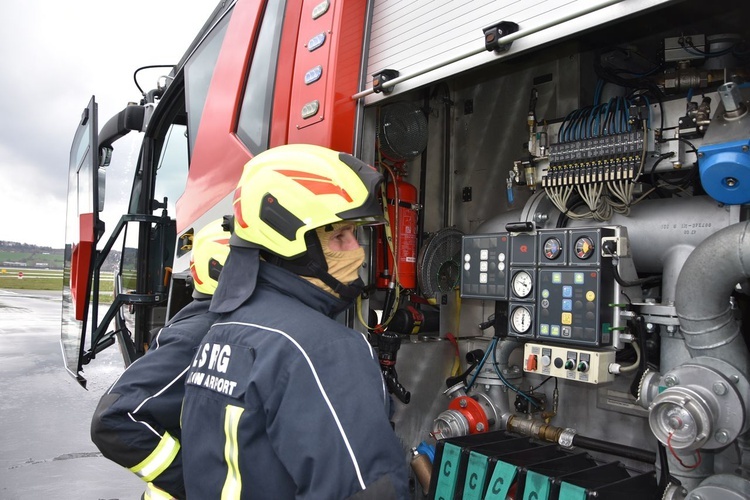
[526,355,538,371]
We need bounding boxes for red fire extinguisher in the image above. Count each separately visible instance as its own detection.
[376,174,418,290]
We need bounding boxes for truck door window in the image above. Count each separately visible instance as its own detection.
[154,123,189,219]
[185,15,230,154]
[236,0,286,155]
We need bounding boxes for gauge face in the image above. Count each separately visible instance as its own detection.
[511,306,532,334]
[574,236,595,260]
[512,270,533,298]
[543,237,562,260]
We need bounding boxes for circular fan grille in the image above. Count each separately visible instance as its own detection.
[378,102,428,161]
[418,227,465,300]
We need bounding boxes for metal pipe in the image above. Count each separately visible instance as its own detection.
[352,0,625,100]
[737,431,750,477]
[571,434,656,464]
[410,447,433,494]
[495,339,520,370]
[417,90,430,250]
[505,415,656,463]
[674,220,750,374]
[479,195,737,273]
[660,244,695,306]
[474,339,522,379]
[567,196,737,273]
[472,340,523,418]
[665,220,750,491]
[442,89,452,228]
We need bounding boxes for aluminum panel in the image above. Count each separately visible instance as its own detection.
[363,0,676,103]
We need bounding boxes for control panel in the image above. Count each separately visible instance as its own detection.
[523,342,615,384]
[460,226,621,347]
[461,233,510,300]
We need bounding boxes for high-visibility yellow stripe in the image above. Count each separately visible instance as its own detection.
[221,405,244,500]
[129,431,180,483]
[143,482,174,500]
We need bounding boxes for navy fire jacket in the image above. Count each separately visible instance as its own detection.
[91,299,217,498]
[181,261,409,499]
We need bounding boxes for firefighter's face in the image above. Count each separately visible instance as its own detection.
[326,224,359,252]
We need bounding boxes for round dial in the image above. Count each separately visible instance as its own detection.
[574,236,595,260]
[512,270,533,298]
[543,237,562,260]
[511,306,532,334]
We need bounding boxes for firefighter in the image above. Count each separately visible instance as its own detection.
[180,144,410,499]
[90,218,230,500]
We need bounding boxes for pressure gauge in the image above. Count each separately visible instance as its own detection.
[511,270,533,298]
[511,306,532,334]
[574,236,595,260]
[543,237,562,260]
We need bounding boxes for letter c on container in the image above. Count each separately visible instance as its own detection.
[492,476,504,494]
[443,460,452,476]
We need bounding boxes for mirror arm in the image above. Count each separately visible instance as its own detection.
[98,105,146,152]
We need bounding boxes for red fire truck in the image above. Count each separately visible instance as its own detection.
[63,0,750,497]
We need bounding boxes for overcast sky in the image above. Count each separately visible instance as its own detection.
[0,1,217,247]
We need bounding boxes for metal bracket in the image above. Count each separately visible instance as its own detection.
[372,69,400,94]
[483,21,520,53]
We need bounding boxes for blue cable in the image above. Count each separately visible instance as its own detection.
[594,79,604,106]
[572,108,585,141]
[564,109,579,142]
[615,97,622,134]
[465,338,542,410]
[626,97,632,132]
[585,109,592,139]
[491,341,541,408]
[638,94,651,130]
[605,97,616,135]
[559,109,578,142]
[465,337,497,391]
[599,100,610,136]
[624,98,632,132]
[575,108,589,141]
[557,109,576,142]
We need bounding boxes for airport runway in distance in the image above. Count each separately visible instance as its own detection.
[0,289,144,500]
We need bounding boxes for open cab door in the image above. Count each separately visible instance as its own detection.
[61,96,100,388]
[61,95,171,388]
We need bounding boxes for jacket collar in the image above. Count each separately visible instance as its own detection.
[257,263,353,317]
[209,246,260,314]
[209,245,352,317]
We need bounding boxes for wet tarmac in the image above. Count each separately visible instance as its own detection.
[0,289,145,499]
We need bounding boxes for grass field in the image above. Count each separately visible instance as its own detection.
[0,249,64,268]
[0,267,114,295]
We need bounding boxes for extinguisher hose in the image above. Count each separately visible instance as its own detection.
[377,161,402,328]
[380,162,400,284]
[354,159,401,330]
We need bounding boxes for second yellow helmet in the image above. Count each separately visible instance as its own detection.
[189,218,231,298]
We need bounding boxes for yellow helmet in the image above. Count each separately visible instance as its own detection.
[189,218,231,298]
[231,144,384,257]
